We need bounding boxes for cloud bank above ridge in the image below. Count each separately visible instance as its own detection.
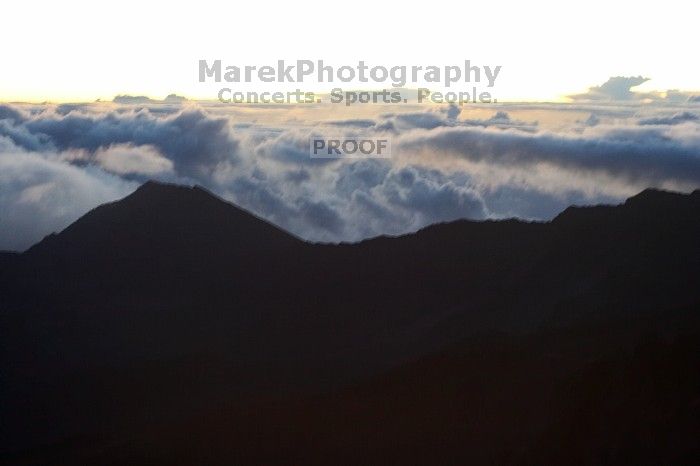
[1,91,699,251]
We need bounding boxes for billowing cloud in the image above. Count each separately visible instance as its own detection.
[460,111,537,130]
[397,123,700,189]
[0,138,136,251]
[0,100,699,251]
[569,76,700,103]
[638,112,698,126]
[569,76,650,101]
[93,144,174,176]
[6,107,239,182]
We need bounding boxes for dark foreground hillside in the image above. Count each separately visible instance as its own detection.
[1,182,699,465]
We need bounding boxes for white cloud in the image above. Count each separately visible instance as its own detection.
[94,144,174,176]
[0,139,136,250]
[1,100,699,250]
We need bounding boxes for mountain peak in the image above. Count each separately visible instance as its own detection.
[137,179,186,191]
[623,188,688,206]
[25,180,302,258]
[552,188,698,226]
[128,180,224,206]
[131,179,197,197]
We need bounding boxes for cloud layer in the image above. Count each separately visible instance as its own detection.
[0,97,699,251]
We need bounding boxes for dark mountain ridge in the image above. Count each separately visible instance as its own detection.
[3,182,699,372]
[1,182,699,465]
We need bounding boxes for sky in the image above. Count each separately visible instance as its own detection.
[1,1,699,251]
[2,0,698,102]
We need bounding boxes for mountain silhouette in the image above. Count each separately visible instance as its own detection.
[1,182,699,465]
[26,181,302,257]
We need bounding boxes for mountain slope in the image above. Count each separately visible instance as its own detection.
[1,182,699,465]
[26,180,302,258]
